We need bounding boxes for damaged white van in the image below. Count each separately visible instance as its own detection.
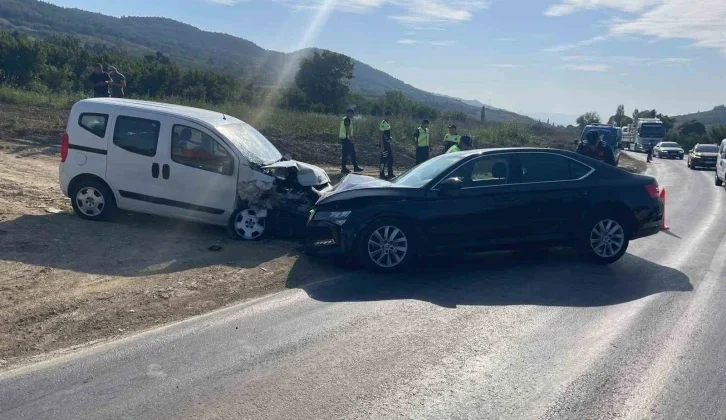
[59,98,332,240]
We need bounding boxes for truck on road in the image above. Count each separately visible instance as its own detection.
[621,118,667,153]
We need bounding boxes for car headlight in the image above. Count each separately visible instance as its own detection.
[679,149,684,153]
[312,210,351,226]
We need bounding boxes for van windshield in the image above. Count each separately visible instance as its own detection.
[216,123,282,166]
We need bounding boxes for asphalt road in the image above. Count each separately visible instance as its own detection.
[3,152,726,420]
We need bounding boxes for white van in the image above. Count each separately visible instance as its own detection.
[60,98,331,240]
[716,139,726,187]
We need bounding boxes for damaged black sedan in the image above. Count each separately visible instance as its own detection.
[305,148,664,272]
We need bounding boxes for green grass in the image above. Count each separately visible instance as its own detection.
[0,86,574,150]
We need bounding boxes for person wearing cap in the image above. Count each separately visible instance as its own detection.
[446,135,473,153]
[413,119,430,165]
[89,63,112,98]
[339,108,363,174]
[108,66,127,98]
[443,125,461,153]
[379,110,394,179]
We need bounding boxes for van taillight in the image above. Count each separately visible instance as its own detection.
[645,183,660,199]
[60,133,69,162]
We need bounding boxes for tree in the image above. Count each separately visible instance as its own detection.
[637,109,657,119]
[294,50,354,114]
[678,120,706,137]
[632,108,639,121]
[709,125,726,143]
[656,113,676,133]
[576,112,601,128]
[607,104,626,126]
[620,116,634,127]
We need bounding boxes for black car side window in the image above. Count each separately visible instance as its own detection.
[450,156,510,188]
[515,153,588,183]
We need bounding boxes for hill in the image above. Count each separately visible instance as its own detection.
[674,106,726,127]
[0,0,536,124]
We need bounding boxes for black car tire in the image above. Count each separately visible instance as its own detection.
[579,212,630,265]
[358,218,416,272]
[716,173,723,187]
[70,179,117,221]
[679,156,684,160]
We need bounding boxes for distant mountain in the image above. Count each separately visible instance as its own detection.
[674,106,726,127]
[0,0,536,124]
[525,112,580,127]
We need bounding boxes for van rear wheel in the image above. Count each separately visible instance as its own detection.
[70,179,117,221]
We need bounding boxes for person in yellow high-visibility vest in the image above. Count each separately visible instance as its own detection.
[442,124,461,153]
[446,135,473,153]
[413,119,430,165]
[379,110,394,179]
[339,108,362,174]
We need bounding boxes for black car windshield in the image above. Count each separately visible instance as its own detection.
[216,123,282,166]
[660,142,680,148]
[639,124,666,138]
[392,154,466,188]
[696,145,719,153]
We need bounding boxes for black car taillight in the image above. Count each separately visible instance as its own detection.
[645,183,660,199]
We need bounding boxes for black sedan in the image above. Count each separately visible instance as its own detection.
[305,148,663,272]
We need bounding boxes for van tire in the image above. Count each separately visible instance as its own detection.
[229,208,267,241]
[70,178,117,221]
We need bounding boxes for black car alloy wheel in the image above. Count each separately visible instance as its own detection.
[359,218,415,272]
[580,213,630,265]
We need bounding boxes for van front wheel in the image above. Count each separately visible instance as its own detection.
[70,179,117,221]
[230,208,267,241]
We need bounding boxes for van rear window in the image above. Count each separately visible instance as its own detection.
[78,113,108,138]
[113,116,160,157]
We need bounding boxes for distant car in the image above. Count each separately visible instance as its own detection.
[577,124,622,165]
[306,148,663,272]
[688,144,719,170]
[653,142,684,159]
[60,98,332,240]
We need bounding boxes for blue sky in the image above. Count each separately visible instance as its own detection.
[47,0,725,125]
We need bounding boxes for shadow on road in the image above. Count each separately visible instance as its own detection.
[0,212,294,276]
[286,249,693,308]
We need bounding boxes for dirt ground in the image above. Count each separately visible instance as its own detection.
[0,104,359,368]
[0,103,645,369]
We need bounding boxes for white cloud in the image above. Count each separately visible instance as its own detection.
[397,39,456,46]
[203,0,245,4]
[542,35,607,52]
[495,37,515,42]
[429,40,455,46]
[397,39,418,44]
[490,64,523,68]
[560,55,691,65]
[562,63,611,72]
[544,0,726,55]
[271,0,491,26]
[544,0,660,17]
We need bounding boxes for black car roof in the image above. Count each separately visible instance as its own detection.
[453,147,579,157]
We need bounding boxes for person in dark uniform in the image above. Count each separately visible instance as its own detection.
[89,63,112,98]
[339,108,363,174]
[576,130,615,165]
[379,110,394,179]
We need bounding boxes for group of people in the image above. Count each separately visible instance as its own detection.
[575,130,616,166]
[89,63,127,98]
[338,108,473,179]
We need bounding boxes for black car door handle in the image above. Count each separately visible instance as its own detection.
[151,163,159,179]
[162,164,170,180]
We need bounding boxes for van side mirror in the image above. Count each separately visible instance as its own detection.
[439,177,463,192]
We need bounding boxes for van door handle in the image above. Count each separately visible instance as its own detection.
[151,163,159,179]
[162,164,170,180]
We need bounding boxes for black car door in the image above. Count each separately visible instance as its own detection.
[420,153,525,252]
[509,152,593,242]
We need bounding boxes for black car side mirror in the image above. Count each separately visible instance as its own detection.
[439,177,463,192]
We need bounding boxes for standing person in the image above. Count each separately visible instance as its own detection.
[108,66,127,98]
[576,131,615,165]
[339,108,363,174]
[443,124,461,153]
[446,135,473,153]
[89,63,112,98]
[414,119,430,165]
[379,110,394,179]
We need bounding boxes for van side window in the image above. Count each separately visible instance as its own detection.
[113,116,160,157]
[78,113,108,138]
[171,125,234,176]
